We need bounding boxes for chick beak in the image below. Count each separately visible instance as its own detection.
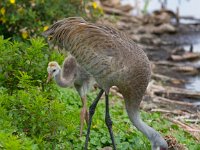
[47,73,52,83]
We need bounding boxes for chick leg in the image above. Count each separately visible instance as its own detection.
[80,96,88,136]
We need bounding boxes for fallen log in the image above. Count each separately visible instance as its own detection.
[153,60,180,67]
[120,16,142,24]
[184,119,200,123]
[169,52,200,61]
[102,6,131,16]
[137,23,176,34]
[148,81,200,100]
[151,108,186,115]
[110,87,123,99]
[172,66,199,75]
[152,96,195,107]
[151,73,184,84]
[152,60,200,75]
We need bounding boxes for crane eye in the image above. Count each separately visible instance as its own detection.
[53,69,56,72]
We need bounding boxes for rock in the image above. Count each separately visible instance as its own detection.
[152,23,177,34]
[137,23,176,34]
[102,6,130,16]
[169,52,200,61]
[116,21,132,30]
[100,0,120,7]
[153,12,172,25]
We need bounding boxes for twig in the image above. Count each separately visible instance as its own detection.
[153,96,195,107]
[110,88,123,99]
[165,117,200,132]
[151,108,185,115]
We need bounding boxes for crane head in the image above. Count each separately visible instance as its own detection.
[47,61,61,83]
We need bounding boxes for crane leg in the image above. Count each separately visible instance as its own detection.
[105,93,116,150]
[84,89,104,150]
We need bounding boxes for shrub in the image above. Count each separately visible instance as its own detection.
[0,82,81,149]
[0,0,87,39]
[0,36,64,93]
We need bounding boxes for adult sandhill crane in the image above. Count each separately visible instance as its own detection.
[43,17,168,150]
[47,55,95,136]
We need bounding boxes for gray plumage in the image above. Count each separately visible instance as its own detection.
[47,55,95,136]
[43,17,168,150]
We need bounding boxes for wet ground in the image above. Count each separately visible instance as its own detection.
[158,25,200,92]
[154,24,200,92]
[122,0,200,19]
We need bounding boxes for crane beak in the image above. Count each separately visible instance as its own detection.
[46,73,52,83]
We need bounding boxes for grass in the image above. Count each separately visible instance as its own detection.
[0,84,199,150]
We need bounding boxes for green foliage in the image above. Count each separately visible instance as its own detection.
[0,82,80,149]
[142,0,151,14]
[0,36,64,93]
[1,81,199,149]
[0,0,87,39]
[86,1,104,21]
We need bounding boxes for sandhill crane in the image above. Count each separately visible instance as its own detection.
[43,17,168,150]
[47,55,95,136]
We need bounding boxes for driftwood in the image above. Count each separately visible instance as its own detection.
[100,0,120,7]
[152,96,195,107]
[151,108,187,115]
[102,6,131,16]
[154,85,200,100]
[110,87,123,99]
[120,16,142,24]
[180,16,200,24]
[153,60,200,75]
[137,23,176,34]
[172,66,200,75]
[151,73,184,84]
[164,116,200,140]
[146,81,200,115]
[153,60,179,67]
[110,81,199,110]
[116,5,133,12]
[169,52,200,61]
[148,82,200,101]
[184,119,200,123]
[175,116,200,124]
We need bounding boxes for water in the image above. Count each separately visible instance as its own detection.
[121,0,200,93]
[121,0,200,22]
[184,43,200,53]
[185,76,200,91]
[184,43,200,92]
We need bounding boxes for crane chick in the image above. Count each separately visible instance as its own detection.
[47,55,95,136]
